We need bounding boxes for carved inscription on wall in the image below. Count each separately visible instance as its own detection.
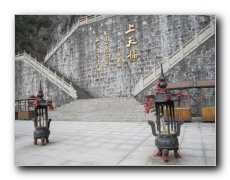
[95,39,101,72]
[116,47,122,68]
[125,24,138,61]
[95,24,139,71]
[104,32,110,65]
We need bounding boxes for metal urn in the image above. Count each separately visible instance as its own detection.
[146,64,184,162]
[33,81,52,146]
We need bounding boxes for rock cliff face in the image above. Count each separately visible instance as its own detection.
[15,15,80,62]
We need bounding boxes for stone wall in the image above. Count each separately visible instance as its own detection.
[135,35,215,116]
[15,60,74,108]
[45,15,213,99]
[15,15,215,115]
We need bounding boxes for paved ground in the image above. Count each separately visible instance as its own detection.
[14,120,216,166]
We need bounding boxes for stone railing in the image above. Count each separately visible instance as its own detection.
[44,15,114,63]
[15,52,77,99]
[134,19,215,96]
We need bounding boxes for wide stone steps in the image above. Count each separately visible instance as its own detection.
[49,116,151,121]
[49,97,154,122]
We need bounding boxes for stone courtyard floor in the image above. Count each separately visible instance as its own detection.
[14,120,216,166]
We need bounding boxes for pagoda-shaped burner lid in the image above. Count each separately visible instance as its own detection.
[34,81,49,107]
[154,63,170,102]
[37,81,44,98]
[159,63,165,81]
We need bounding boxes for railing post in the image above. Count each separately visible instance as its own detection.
[16,52,19,60]
[210,16,215,34]
[35,57,38,69]
[140,74,143,88]
[55,71,57,82]
[69,82,73,93]
[62,77,64,87]
[166,57,170,70]
[28,53,30,63]
[32,54,37,69]
[74,22,77,30]
[154,65,156,78]
[180,45,184,58]
[41,62,43,73]
[195,32,199,45]
[35,56,38,67]
[48,67,50,78]
[23,50,26,59]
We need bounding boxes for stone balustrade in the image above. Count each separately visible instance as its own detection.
[15,52,77,99]
[134,19,215,97]
[44,15,114,63]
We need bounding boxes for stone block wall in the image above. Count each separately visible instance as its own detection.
[15,60,74,108]
[15,15,215,115]
[45,15,213,99]
[135,35,215,116]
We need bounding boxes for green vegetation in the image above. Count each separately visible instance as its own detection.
[15,15,52,60]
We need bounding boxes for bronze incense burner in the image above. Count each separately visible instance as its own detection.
[33,81,52,146]
[146,64,185,162]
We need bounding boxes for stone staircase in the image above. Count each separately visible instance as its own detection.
[134,18,215,96]
[15,52,93,100]
[44,15,114,63]
[49,97,154,122]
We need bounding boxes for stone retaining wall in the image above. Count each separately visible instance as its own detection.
[15,15,215,114]
[135,35,215,116]
[15,60,74,108]
[45,15,214,100]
